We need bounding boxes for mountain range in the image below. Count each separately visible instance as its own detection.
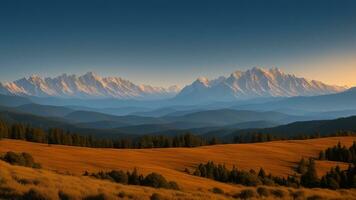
[0,72,180,100]
[175,67,346,102]
[0,67,347,101]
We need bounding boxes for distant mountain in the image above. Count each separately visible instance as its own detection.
[0,67,347,104]
[0,110,132,138]
[221,115,356,140]
[175,67,346,103]
[16,104,74,118]
[64,109,293,130]
[164,109,289,126]
[0,94,32,107]
[0,72,180,100]
[64,110,165,125]
[0,110,72,128]
[233,87,356,112]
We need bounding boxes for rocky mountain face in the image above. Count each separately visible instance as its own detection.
[0,72,180,100]
[175,67,347,102]
[0,68,347,102]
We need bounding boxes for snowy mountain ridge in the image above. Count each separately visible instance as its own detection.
[0,67,347,101]
[0,72,180,100]
[175,67,347,102]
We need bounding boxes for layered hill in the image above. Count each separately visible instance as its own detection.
[233,87,356,112]
[223,115,356,139]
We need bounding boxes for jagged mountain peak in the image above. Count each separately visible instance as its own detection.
[82,71,100,79]
[0,68,348,102]
[0,72,180,100]
[175,67,347,102]
[195,77,210,86]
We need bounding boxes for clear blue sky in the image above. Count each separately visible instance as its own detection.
[1,0,356,87]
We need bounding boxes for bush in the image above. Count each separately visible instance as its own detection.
[90,170,179,190]
[1,152,41,168]
[143,173,169,188]
[307,195,324,200]
[107,170,128,184]
[0,186,22,199]
[22,189,50,200]
[290,190,305,200]
[168,181,180,190]
[150,193,164,200]
[211,187,224,194]
[261,177,275,186]
[237,171,262,186]
[270,189,285,198]
[118,191,126,198]
[238,189,256,199]
[58,191,76,200]
[256,187,269,197]
[83,193,109,200]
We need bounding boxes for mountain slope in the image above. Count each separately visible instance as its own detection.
[64,110,165,125]
[166,109,291,126]
[175,67,346,103]
[0,94,32,107]
[1,72,179,100]
[16,103,74,117]
[222,115,356,140]
[233,87,356,112]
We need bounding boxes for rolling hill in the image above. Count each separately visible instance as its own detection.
[0,94,32,107]
[16,103,74,117]
[0,137,355,193]
[233,87,356,112]
[223,115,356,140]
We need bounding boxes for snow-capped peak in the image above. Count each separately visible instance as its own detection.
[175,67,348,102]
[0,72,181,100]
[195,77,210,86]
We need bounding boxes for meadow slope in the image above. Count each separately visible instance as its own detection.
[0,137,355,193]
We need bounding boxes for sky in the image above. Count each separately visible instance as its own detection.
[0,0,356,87]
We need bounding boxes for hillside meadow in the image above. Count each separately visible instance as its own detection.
[1,137,356,199]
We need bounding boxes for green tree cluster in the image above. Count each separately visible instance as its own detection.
[192,161,299,187]
[0,151,41,168]
[0,120,216,149]
[319,141,356,163]
[86,169,179,190]
[297,156,356,189]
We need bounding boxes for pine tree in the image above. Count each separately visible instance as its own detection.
[300,159,319,188]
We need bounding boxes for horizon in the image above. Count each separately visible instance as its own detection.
[1,0,356,87]
[0,66,352,89]
[2,1,356,199]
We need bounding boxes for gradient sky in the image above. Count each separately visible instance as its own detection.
[1,0,356,87]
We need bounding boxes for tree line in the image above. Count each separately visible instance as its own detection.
[191,161,299,187]
[85,169,179,190]
[233,131,356,144]
[0,120,219,148]
[1,119,355,149]
[297,158,356,189]
[192,158,356,190]
[319,141,356,164]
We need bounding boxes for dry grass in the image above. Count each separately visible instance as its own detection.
[1,161,356,200]
[1,137,356,199]
[0,160,226,200]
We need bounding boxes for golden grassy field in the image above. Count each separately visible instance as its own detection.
[1,137,356,199]
[2,160,356,200]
